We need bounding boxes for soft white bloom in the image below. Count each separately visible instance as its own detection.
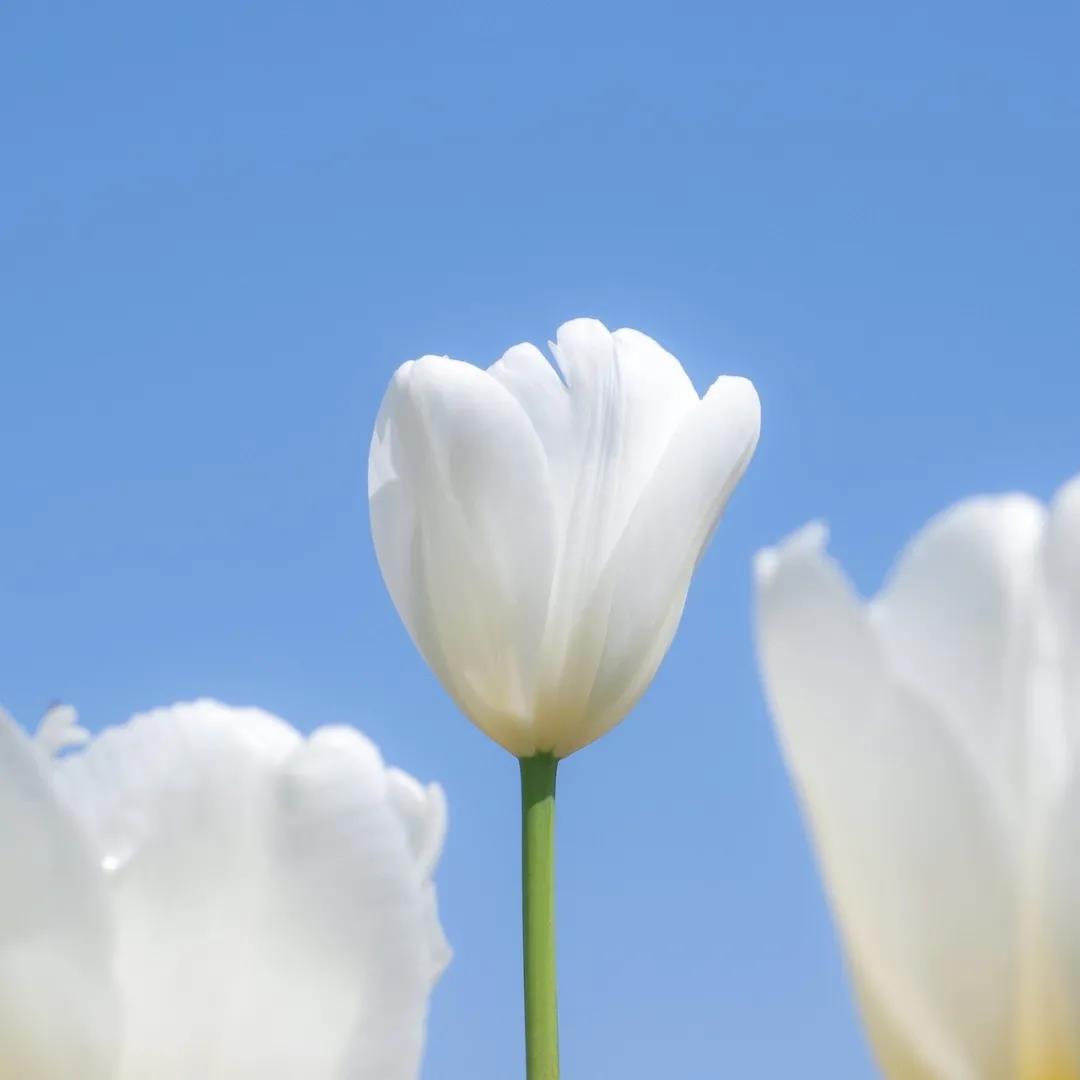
[369,318,760,757]
[755,476,1080,1080]
[0,699,449,1080]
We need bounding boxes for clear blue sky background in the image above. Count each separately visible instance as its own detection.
[3,3,1078,1076]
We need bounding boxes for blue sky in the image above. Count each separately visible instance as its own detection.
[2,2,1078,1076]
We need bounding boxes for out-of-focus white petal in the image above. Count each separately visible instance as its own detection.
[871,495,1046,796]
[384,767,452,983]
[274,727,449,1079]
[385,766,448,881]
[1034,479,1080,1078]
[370,357,558,756]
[56,700,446,1080]
[1045,477,1080,631]
[756,527,1018,1080]
[1037,763,1080,1078]
[1044,477,1080,758]
[0,709,120,1080]
[34,703,91,755]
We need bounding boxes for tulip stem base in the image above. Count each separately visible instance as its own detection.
[520,752,560,1080]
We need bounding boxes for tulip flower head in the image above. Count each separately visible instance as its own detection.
[369,318,761,758]
[756,475,1080,1080]
[0,699,448,1080]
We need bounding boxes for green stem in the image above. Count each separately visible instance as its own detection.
[520,753,560,1080]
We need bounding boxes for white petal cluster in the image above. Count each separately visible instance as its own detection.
[370,318,760,757]
[756,476,1080,1080]
[0,699,448,1080]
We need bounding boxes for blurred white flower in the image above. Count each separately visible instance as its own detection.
[755,476,1080,1080]
[370,317,760,757]
[0,699,448,1080]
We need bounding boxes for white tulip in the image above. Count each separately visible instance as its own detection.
[369,318,760,758]
[0,699,448,1080]
[755,476,1080,1080]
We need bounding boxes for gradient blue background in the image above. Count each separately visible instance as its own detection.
[3,3,1078,1076]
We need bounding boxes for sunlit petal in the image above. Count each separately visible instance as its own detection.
[0,709,120,1080]
[756,524,1018,1079]
[372,318,758,756]
[56,699,447,1080]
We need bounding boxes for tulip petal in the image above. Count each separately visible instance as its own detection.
[871,494,1046,799]
[508,321,698,540]
[34,703,91,755]
[560,374,759,754]
[1038,478,1080,1076]
[55,700,447,1080]
[756,527,1018,1080]
[1035,765,1080,1078]
[372,321,759,756]
[541,320,699,558]
[486,341,572,505]
[1045,477,1080,625]
[0,709,120,1080]
[370,357,558,755]
[1044,477,1080,757]
[486,322,707,752]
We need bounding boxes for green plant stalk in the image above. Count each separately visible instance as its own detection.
[520,753,560,1080]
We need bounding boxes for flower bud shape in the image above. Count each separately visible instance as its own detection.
[755,475,1080,1080]
[369,318,761,758]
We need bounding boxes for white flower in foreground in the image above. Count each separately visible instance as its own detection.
[755,476,1080,1080]
[0,699,448,1080]
[369,318,760,758]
